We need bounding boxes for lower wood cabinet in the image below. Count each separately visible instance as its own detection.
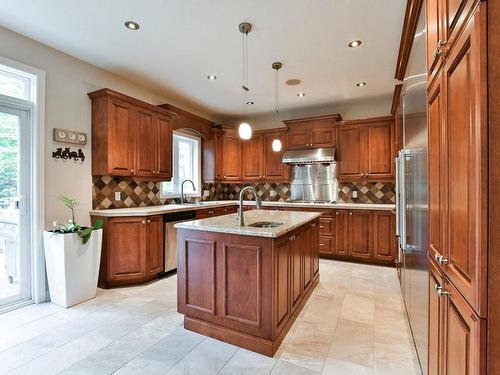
[428,256,485,375]
[319,209,396,265]
[196,206,237,219]
[91,215,164,288]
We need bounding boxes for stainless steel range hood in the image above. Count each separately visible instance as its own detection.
[282,147,336,164]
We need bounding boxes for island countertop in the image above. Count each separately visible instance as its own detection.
[174,209,321,238]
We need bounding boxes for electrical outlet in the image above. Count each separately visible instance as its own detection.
[270,190,277,197]
[114,192,121,201]
[203,190,209,198]
[352,190,358,199]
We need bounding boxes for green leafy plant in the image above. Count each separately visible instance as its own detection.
[53,195,103,244]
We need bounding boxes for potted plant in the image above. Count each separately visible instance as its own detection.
[43,195,103,308]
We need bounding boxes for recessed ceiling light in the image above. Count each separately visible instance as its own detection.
[356,82,367,87]
[348,40,362,48]
[286,79,301,86]
[207,75,217,80]
[297,92,306,97]
[246,101,254,105]
[124,21,140,30]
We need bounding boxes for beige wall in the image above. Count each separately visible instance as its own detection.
[228,95,393,130]
[0,26,214,227]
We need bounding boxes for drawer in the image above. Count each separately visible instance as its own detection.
[319,217,335,236]
[319,236,333,254]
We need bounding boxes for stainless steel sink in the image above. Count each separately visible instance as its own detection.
[248,221,283,228]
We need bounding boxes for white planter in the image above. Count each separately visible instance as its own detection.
[43,229,103,308]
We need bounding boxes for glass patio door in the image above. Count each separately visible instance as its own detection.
[0,104,31,309]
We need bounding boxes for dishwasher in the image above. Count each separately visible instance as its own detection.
[160,210,197,276]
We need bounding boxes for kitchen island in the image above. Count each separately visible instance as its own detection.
[174,209,321,356]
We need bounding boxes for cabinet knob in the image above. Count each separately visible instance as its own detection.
[336,211,339,215]
[142,220,146,224]
[147,219,151,223]
[349,212,352,216]
[440,257,449,265]
[436,287,450,297]
[131,169,135,173]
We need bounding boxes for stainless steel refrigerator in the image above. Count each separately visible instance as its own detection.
[395,4,428,374]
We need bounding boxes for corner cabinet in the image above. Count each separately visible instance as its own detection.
[91,215,164,288]
[337,117,395,181]
[88,88,175,180]
[222,133,243,182]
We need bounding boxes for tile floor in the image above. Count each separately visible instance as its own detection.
[0,259,421,375]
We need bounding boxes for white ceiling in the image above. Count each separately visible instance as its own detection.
[0,0,405,120]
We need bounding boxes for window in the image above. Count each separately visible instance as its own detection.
[0,64,35,101]
[161,131,201,198]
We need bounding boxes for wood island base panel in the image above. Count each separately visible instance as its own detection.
[176,218,320,356]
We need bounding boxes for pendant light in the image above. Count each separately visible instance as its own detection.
[238,22,252,140]
[271,62,283,152]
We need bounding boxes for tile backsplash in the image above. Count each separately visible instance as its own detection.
[92,176,395,210]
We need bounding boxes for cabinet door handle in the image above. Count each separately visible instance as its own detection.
[440,257,449,265]
[319,225,325,228]
[434,253,442,263]
[436,287,450,297]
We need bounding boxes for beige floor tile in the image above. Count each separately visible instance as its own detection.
[271,359,320,374]
[219,348,277,375]
[322,358,373,375]
[328,319,374,368]
[166,337,238,375]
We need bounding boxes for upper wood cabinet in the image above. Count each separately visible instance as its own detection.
[283,114,341,150]
[262,131,289,182]
[242,136,263,181]
[241,130,290,183]
[337,117,395,181]
[203,129,223,183]
[222,133,242,181]
[88,88,175,180]
[426,0,477,82]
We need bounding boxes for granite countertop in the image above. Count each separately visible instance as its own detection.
[174,210,322,238]
[89,200,395,217]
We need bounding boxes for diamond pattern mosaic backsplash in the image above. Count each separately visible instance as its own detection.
[92,176,395,210]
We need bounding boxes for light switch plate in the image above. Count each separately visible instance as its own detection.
[352,190,358,199]
[203,190,209,198]
[114,192,121,201]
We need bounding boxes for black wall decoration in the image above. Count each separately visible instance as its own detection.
[52,147,85,162]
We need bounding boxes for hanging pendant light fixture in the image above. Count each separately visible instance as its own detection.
[238,22,252,140]
[271,61,283,152]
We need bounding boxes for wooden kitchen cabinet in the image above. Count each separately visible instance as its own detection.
[349,210,372,260]
[428,256,486,375]
[93,214,164,288]
[195,206,237,219]
[337,125,363,179]
[88,88,175,180]
[284,114,341,150]
[428,258,445,375]
[203,128,223,182]
[318,209,395,266]
[337,117,395,181]
[156,113,173,179]
[428,70,447,270]
[372,210,396,262]
[222,133,243,181]
[241,130,290,183]
[290,231,303,312]
[262,131,289,182]
[443,4,486,316]
[242,136,263,181]
[364,121,394,179]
